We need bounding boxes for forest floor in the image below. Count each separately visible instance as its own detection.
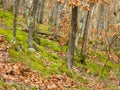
[0,39,77,90]
[0,9,120,90]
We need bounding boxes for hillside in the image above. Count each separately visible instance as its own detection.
[0,8,120,90]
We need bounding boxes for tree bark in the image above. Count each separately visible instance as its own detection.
[75,8,85,55]
[54,1,67,40]
[68,6,78,71]
[13,0,19,37]
[80,3,95,64]
[38,0,45,24]
[2,0,7,10]
[96,3,104,45]
[23,0,28,26]
[28,0,39,48]
[48,1,56,25]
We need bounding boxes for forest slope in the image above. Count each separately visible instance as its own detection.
[0,9,120,90]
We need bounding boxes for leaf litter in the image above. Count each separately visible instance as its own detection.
[0,34,78,90]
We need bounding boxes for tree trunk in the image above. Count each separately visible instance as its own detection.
[75,8,85,55]
[38,0,45,24]
[2,0,7,10]
[23,0,32,27]
[96,3,104,45]
[28,0,39,48]
[68,6,78,71]
[54,1,67,40]
[80,3,95,64]
[48,1,56,25]
[13,0,19,37]
[54,3,61,40]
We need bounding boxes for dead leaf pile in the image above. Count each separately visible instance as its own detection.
[0,34,11,62]
[108,53,120,64]
[0,62,77,89]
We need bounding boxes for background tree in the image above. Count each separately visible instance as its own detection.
[13,0,20,38]
[38,0,46,24]
[80,2,95,64]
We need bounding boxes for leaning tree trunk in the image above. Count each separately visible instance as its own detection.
[68,6,78,71]
[28,0,39,48]
[13,0,19,38]
[75,8,85,55]
[80,3,95,64]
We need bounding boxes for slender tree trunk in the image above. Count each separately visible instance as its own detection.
[96,3,104,46]
[13,0,19,37]
[2,0,7,10]
[48,3,55,24]
[23,0,32,27]
[80,3,95,64]
[54,4,61,40]
[38,0,45,24]
[54,1,67,40]
[48,1,58,25]
[28,0,38,48]
[68,6,78,71]
[75,8,84,55]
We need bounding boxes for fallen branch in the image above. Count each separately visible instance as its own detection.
[100,31,120,78]
[22,28,62,40]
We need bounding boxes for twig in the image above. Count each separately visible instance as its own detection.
[100,32,120,78]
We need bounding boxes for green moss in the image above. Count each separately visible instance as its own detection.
[0,10,14,28]
[0,30,12,40]
[32,87,37,90]
[107,84,118,90]
[116,51,120,58]
[59,64,70,74]
[0,79,5,86]
[87,62,109,77]
[0,10,26,30]
[39,24,50,33]
[87,51,113,68]
[40,38,60,52]
[50,63,59,70]
[87,51,107,61]
[0,10,13,19]
[0,28,69,76]
[74,52,111,79]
